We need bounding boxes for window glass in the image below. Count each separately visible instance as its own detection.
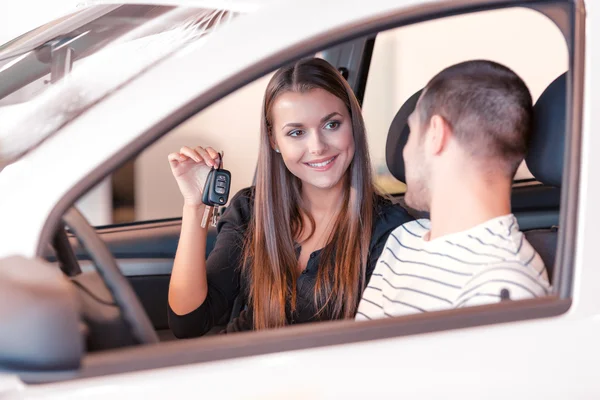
[363,7,568,194]
[110,73,273,223]
[94,7,569,225]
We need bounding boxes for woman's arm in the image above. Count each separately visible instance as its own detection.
[166,144,218,317]
[168,188,253,338]
[168,204,211,315]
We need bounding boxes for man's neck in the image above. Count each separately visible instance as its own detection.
[428,176,512,241]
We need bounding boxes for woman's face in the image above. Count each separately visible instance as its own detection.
[270,88,355,191]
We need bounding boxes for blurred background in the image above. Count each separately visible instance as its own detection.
[0,2,568,227]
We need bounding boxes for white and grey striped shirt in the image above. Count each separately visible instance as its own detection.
[356,214,550,320]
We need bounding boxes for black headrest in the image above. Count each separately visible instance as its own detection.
[385,73,567,187]
[525,73,566,187]
[386,89,422,183]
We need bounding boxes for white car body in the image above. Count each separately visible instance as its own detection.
[0,1,81,46]
[0,0,597,398]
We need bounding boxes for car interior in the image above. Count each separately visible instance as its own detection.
[3,63,562,355]
[0,3,570,385]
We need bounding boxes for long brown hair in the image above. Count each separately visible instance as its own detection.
[242,58,376,330]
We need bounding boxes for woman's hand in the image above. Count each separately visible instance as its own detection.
[168,146,222,206]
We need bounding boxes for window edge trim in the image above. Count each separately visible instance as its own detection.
[16,296,570,384]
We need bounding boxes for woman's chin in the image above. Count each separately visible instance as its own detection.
[302,175,345,191]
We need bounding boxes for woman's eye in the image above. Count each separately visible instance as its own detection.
[324,121,340,130]
[288,130,304,137]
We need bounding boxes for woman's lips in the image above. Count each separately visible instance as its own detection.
[304,155,338,171]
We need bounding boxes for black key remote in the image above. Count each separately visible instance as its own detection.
[202,158,231,206]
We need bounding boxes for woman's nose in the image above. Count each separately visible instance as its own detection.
[308,131,328,155]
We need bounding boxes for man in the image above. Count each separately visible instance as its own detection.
[356,60,550,320]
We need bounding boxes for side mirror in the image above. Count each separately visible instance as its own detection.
[0,256,82,372]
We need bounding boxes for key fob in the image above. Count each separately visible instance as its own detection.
[202,167,231,206]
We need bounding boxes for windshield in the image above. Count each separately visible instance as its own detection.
[0,4,245,170]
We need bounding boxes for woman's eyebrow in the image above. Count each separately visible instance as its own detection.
[281,122,303,130]
[281,112,343,130]
[320,112,342,123]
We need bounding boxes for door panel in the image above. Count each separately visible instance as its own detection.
[74,259,172,330]
[45,220,218,340]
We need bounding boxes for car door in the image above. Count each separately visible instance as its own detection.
[3,0,592,398]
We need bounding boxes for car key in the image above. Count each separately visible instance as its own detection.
[201,205,212,228]
[200,152,231,228]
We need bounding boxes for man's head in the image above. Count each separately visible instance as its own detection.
[403,60,533,211]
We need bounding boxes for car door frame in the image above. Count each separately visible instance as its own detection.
[15,0,585,387]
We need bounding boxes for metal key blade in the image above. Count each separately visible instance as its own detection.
[201,205,212,228]
[211,207,219,227]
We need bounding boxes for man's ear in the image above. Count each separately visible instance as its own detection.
[426,115,451,156]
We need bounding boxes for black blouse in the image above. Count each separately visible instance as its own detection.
[168,187,413,337]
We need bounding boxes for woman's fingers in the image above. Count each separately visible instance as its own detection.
[167,152,179,162]
[168,152,183,168]
[169,146,222,168]
[179,146,202,163]
[205,147,219,159]
[195,146,217,168]
[167,152,191,167]
[204,147,222,168]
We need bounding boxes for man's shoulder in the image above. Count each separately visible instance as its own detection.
[389,218,431,239]
[465,258,551,297]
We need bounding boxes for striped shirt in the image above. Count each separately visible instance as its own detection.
[356,214,551,320]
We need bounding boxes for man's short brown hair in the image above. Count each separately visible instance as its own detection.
[417,60,533,177]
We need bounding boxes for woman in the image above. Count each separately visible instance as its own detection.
[167,58,412,337]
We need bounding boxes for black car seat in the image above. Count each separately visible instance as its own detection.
[386,89,425,220]
[522,72,566,282]
[385,72,566,282]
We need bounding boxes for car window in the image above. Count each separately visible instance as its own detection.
[86,8,568,226]
[362,7,568,194]
[116,74,273,223]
